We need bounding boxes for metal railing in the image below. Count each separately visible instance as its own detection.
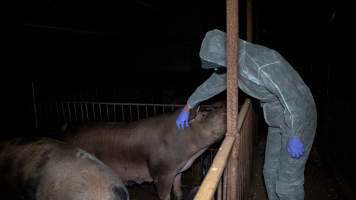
[36,101,184,130]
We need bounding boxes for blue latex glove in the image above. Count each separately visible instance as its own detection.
[176,111,190,129]
[287,137,305,159]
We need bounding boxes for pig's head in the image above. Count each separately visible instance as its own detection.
[190,101,227,140]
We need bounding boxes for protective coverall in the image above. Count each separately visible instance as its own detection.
[177,29,317,200]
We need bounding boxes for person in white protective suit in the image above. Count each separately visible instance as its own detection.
[176,29,317,200]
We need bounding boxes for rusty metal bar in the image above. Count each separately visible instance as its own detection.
[226,0,239,198]
[230,141,240,200]
[226,0,239,138]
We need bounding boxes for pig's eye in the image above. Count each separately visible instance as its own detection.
[198,111,209,119]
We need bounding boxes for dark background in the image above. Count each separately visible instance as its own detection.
[3,0,355,197]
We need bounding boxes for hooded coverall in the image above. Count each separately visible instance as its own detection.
[185,29,317,200]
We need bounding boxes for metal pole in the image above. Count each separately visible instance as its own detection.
[31,80,39,131]
[226,0,239,199]
[226,0,239,135]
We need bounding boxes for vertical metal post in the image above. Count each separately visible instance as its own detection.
[74,103,78,122]
[106,104,109,121]
[31,80,39,131]
[67,103,72,122]
[114,104,117,121]
[226,0,239,137]
[121,105,125,121]
[226,0,239,199]
[80,103,84,121]
[99,103,102,121]
[137,105,140,120]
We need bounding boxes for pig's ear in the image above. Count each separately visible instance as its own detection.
[188,105,201,122]
[189,105,210,124]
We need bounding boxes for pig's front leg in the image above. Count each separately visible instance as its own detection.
[155,174,175,200]
[173,173,183,200]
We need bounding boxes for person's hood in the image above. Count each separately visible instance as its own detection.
[199,29,227,69]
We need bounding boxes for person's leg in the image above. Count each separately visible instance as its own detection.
[263,127,282,200]
[276,127,316,200]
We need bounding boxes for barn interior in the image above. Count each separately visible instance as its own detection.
[3,0,355,199]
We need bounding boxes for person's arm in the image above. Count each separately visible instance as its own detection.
[187,72,227,109]
[182,104,190,112]
[176,72,227,129]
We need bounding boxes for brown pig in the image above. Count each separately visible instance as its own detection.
[60,103,227,200]
[0,137,129,200]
